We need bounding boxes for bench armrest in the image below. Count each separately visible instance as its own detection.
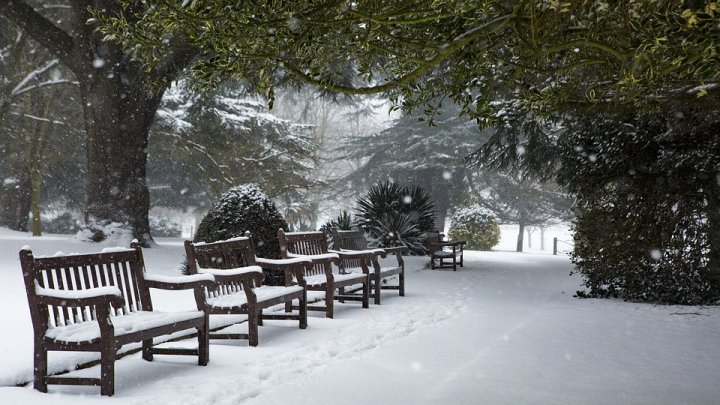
[287,252,341,266]
[435,240,465,247]
[196,266,264,285]
[256,257,312,286]
[382,246,408,255]
[143,273,218,291]
[329,249,380,260]
[34,284,125,308]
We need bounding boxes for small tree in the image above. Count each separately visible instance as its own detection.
[193,184,289,285]
[447,207,500,251]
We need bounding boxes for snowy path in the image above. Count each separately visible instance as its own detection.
[0,236,719,404]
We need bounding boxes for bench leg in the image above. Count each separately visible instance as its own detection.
[248,311,260,347]
[33,342,47,393]
[325,286,334,318]
[198,315,210,366]
[299,291,308,329]
[399,267,405,297]
[374,271,381,305]
[100,345,116,396]
[142,339,153,361]
[362,280,369,309]
[258,309,263,326]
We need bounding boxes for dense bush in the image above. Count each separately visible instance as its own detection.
[193,184,289,285]
[41,212,81,234]
[563,111,720,304]
[149,216,182,237]
[356,181,436,254]
[447,207,500,251]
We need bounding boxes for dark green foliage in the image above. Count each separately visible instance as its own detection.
[356,181,436,254]
[319,210,356,248]
[447,207,500,251]
[41,212,80,235]
[193,184,289,285]
[566,111,720,304]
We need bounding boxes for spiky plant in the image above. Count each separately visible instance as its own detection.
[356,181,436,254]
[319,210,356,247]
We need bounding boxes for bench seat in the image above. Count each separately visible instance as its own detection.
[303,272,368,287]
[207,285,304,309]
[45,310,205,344]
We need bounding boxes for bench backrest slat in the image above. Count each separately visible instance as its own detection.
[278,230,331,276]
[331,229,369,271]
[185,237,259,294]
[21,248,149,330]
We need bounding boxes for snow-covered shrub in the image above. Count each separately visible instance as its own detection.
[41,212,81,234]
[193,184,289,285]
[356,181,436,254]
[447,207,500,251]
[149,217,182,238]
[77,220,134,245]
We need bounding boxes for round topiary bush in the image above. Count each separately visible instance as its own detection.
[447,206,500,251]
[193,184,289,285]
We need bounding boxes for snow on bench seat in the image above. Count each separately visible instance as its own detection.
[45,310,205,343]
[207,285,304,308]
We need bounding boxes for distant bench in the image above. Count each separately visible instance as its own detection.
[20,242,217,396]
[425,232,465,271]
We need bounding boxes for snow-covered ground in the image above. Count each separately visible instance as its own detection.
[0,226,718,404]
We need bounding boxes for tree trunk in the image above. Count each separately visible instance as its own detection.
[78,69,160,245]
[540,226,547,250]
[0,0,197,246]
[527,227,533,248]
[706,176,720,285]
[30,169,41,236]
[516,222,525,252]
[0,169,31,231]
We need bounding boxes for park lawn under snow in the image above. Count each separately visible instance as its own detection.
[0,227,718,404]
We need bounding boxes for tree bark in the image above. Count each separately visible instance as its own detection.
[516,222,525,252]
[706,175,720,285]
[0,0,197,245]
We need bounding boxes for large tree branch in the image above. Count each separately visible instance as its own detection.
[148,33,199,87]
[0,0,77,71]
[283,14,512,95]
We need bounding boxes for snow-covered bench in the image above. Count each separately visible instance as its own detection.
[19,242,217,396]
[277,229,369,318]
[425,232,466,271]
[331,228,406,305]
[184,234,311,347]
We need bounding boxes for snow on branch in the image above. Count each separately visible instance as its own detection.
[10,59,61,97]
[12,79,79,98]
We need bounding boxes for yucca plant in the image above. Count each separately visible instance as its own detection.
[319,210,356,247]
[356,181,436,254]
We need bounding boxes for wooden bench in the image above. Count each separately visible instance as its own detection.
[331,228,406,305]
[278,229,369,318]
[184,234,311,347]
[426,232,466,271]
[19,242,217,396]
